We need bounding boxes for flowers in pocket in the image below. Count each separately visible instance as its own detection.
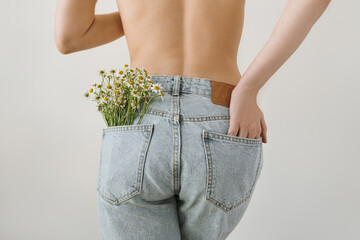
[84,64,164,127]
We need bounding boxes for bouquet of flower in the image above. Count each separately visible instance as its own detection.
[84,64,164,127]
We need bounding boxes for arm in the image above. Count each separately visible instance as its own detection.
[54,0,124,54]
[228,0,332,143]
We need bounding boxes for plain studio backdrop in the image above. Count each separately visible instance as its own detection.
[1,1,359,239]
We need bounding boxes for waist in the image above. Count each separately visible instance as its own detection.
[130,54,242,86]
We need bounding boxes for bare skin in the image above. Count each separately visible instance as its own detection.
[55,0,331,143]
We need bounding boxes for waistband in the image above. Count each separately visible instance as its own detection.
[150,75,236,108]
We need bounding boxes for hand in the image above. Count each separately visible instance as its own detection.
[227,85,268,143]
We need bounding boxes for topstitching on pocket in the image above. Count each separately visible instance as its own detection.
[97,124,154,205]
[202,129,263,212]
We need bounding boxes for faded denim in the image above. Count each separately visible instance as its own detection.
[96,75,264,240]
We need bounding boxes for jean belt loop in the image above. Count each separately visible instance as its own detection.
[172,75,181,96]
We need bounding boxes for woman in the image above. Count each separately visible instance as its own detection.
[55,0,331,239]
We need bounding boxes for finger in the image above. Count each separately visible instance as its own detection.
[227,123,239,136]
[254,128,262,139]
[248,124,262,139]
[238,126,249,138]
[260,117,267,143]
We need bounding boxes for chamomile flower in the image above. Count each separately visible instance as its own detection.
[131,101,139,109]
[151,83,163,94]
[98,69,105,77]
[84,64,164,127]
[131,89,138,96]
[126,80,135,88]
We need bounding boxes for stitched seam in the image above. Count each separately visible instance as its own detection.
[97,187,139,206]
[173,122,176,194]
[202,130,210,199]
[145,109,175,119]
[204,131,261,145]
[181,115,230,122]
[136,125,153,193]
[180,91,211,98]
[146,108,174,116]
[144,108,231,122]
[177,121,181,193]
[172,95,176,195]
[103,124,153,134]
[172,76,180,195]
[145,109,230,122]
[205,138,214,198]
[174,122,180,194]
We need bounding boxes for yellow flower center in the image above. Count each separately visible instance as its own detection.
[89,88,93,93]
[129,81,134,85]
[154,86,160,90]
[107,85,112,89]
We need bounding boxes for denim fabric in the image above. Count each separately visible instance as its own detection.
[96,75,264,240]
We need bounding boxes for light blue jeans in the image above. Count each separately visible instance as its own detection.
[96,75,264,240]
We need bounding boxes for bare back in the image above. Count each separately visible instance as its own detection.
[116,0,246,86]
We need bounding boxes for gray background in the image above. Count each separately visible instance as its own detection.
[1,0,359,239]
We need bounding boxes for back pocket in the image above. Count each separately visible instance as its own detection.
[97,124,154,205]
[202,129,263,212]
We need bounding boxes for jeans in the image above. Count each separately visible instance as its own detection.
[96,75,264,240]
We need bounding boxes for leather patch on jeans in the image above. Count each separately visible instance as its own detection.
[210,80,236,108]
